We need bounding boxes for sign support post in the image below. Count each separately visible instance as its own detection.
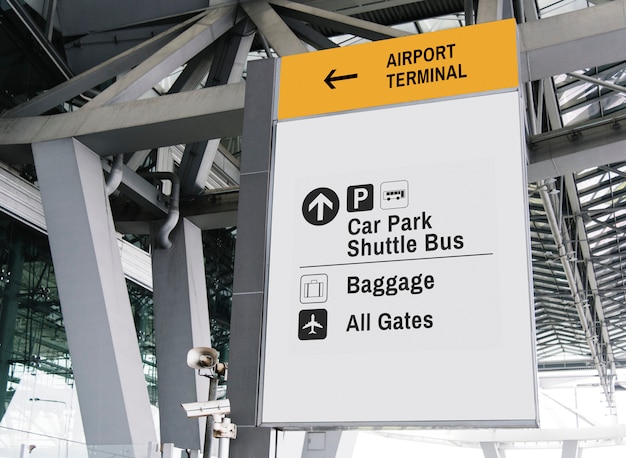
[229,57,278,457]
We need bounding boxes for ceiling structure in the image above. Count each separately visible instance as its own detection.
[2,0,626,452]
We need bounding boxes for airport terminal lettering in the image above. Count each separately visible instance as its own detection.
[385,42,467,88]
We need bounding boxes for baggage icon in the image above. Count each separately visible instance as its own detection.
[304,279,323,298]
[300,274,328,303]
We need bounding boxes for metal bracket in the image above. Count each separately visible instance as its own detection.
[214,417,237,439]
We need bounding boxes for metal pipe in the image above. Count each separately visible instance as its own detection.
[142,172,180,249]
[105,154,124,196]
[528,112,626,145]
[525,82,538,136]
[218,418,232,458]
[204,377,219,458]
[567,72,626,94]
[258,32,273,58]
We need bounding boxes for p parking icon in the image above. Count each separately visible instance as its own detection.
[347,184,374,212]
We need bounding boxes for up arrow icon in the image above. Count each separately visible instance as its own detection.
[309,193,333,221]
[302,188,340,226]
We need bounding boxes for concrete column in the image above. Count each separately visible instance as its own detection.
[32,138,156,447]
[151,218,211,449]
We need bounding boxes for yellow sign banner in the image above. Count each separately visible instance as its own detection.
[278,19,518,120]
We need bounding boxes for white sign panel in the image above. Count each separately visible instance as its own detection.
[261,91,538,427]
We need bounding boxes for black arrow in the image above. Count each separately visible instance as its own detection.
[324,69,358,89]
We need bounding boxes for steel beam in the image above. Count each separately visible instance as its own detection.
[527,114,626,182]
[519,0,626,82]
[0,81,246,161]
[168,46,215,94]
[84,6,238,108]
[299,0,428,16]
[281,15,339,49]
[242,0,309,56]
[56,0,211,37]
[178,19,255,195]
[182,190,239,230]
[102,160,168,215]
[2,12,202,118]
[519,0,626,183]
[270,0,410,40]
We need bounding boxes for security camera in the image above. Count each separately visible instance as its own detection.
[187,347,219,370]
[181,399,231,418]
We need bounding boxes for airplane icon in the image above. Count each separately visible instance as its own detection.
[302,314,324,334]
[298,308,327,340]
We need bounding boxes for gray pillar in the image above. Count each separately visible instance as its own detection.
[152,218,211,449]
[32,138,156,446]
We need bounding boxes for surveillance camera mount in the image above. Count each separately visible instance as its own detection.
[196,361,227,381]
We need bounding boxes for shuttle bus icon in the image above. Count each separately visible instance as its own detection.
[381,180,408,209]
[383,189,405,200]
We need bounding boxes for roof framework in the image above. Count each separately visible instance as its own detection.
[2,0,626,452]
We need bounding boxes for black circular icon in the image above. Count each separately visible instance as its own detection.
[302,188,340,225]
